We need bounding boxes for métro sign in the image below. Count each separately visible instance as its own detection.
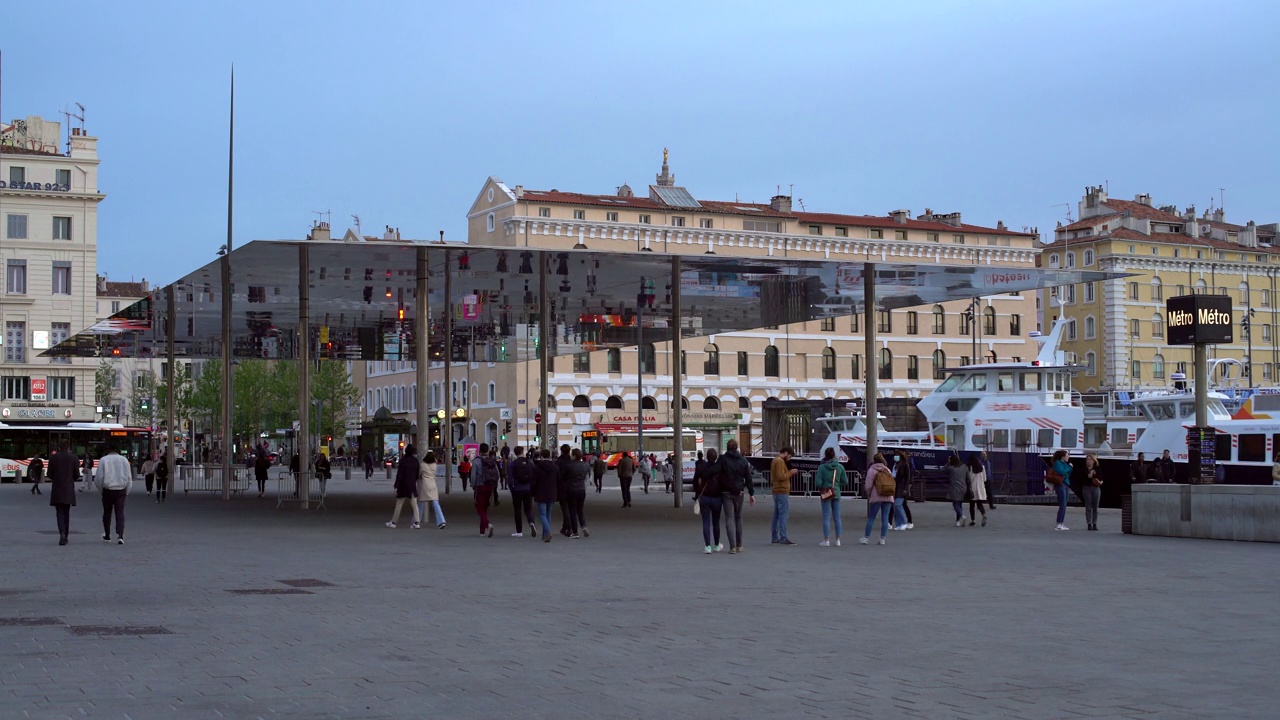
[1166,294,1234,345]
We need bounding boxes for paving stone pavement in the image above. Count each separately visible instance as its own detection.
[2,474,1277,719]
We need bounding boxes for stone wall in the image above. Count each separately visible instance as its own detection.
[1131,484,1280,542]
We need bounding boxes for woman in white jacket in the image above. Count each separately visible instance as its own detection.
[418,451,447,529]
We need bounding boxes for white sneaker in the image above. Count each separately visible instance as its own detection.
[859,537,869,545]
[906,523,914,530]
[835,539,841,547]
[1055,524,1069,531]
[704,545,713,554]
[385,521,396,528]
[877,538,886,545]
[511,532,524,538]
[411,523,421,529]
[714,544,723,552]
[819,540,830,547]
[955,519,964,527]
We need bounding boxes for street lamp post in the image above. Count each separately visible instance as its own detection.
[1243,308,1255,389]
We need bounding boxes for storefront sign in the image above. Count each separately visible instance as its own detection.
[1167,294,1233,345]
[0,181,70,192]
[30,378,46,402]
[595,410,741,430]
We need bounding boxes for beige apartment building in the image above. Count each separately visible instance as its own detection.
[1041,186,1278,393]
[358,156,1044,454]
[1,115,103,423]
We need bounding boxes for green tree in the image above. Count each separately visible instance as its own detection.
[95,359,119,411]
[129,372,156,427]
[312,360,361,444]
[188,362,222,437]
[156,361,193,430]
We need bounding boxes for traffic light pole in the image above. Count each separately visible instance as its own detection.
[538,254,551,448]
[416,246,430,468]
[443,248,453,494]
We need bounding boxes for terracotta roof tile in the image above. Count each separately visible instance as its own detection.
[98,281,147,298]
[0,144,61,157]
[1097,198,1185,223]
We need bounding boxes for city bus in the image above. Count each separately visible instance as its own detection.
[0,423,153,481]
[595,427,703,481]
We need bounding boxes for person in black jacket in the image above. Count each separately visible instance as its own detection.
[555,444,573,536]
[533,448,560,542]
[28,454,45,495]
[254,448,272,497]
[718,440,755,554]
[693,448,723,553]
[47,442,78,545]
[892,450,914,530]
[562,448,591,538]
[507,447,538,538]
[386,445,421,529]
[1155,449,1176,483]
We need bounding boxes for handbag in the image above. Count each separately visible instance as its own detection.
[818,465,836,500]
[1045,469,1064,485]
[693,500,701,516]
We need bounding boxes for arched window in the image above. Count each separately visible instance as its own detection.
[471,383,479,405]
[367,390,373,410]
[1067,319,1077,341]
[411,384,417,411]
[932,305,946,334]
[1083,249,1094,266]
[878,348,893,380]
[1151,277,1163,301]
[640,344,656,374]
[605,395,623,409]
[669,396,689,410]
[400,385,407,411]
[642,395,657,410]
[607,348,622,373]
[1066,251,1076,268]
[959,309,973,335]
[821,347,836,380]
[430,382,440,408]
[1049,253,1060,268]
[983,306,996,335]
[764,345,780,377]
[1240,281,1250,305]
[1153,354,1166,379]
[488,381,496,403]
[932,349,946,380]
[1084,316,1096,339]
[703,343,720,375]
[469,420,477,440]
[486,212,495,233]
[1152,313,1164,339]
[375,388,383,410]
[1085,351,1096,376]
[704,396,720,410]
[738,396,750,410]
[486,421,498,445]
[572,394,590,409]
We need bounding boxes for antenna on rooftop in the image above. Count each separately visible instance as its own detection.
[1219,187,1226,211]
[1052,203,1074,223]
[60,102,85,152]
[311,210,331,226]
[351,214,362,237]
[797,198,807,211]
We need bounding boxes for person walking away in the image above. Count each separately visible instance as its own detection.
[639,453,653,494]
[255,448,271,497]
[1155,449,1175,483]
[1131,452,1150,485]
[290,452,301,497]
[95,443,132,544]
[386,444,421,529]
[417,450,446,529]
[617,452,635,508]
[966,455,989,526]
[472,443,500,537]
[815,447,846,547]
[47,442,78,545]
[1082,453,1103,531]
[556,444,574,536]
[508,446,538,538]
[533,448,559,542]
[489,448,501,508]
[693,448,723,553]
[947,455,970,527]
[980,450,996,509]
[364,450,374,480]
[591,453,606,494]
[80,452,94,493]
[498,445,510,491]
[315,452,332,495]
[862,453,894,545]
[563,448,590,538]
[1049,450,1074,531]
[718,439,756,554]
[28,454,45,495]
[458,455,472,492]
[770,447,798,545]
[140,456,155,495]
[661,455,675,493]
[154,455,170,503]
[892,451,914,530]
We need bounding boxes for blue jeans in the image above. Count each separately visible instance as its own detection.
[821,497,842,539]
[699,496,722,547]
[893,497,906,527]
[1055,483,1069,524]
[952,501,964,520]
[417,500,446,526]
[537,502,554,537]
[864,501,892,538]
[771,494,790,542]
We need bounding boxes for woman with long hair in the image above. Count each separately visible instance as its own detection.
[967,454,989,527]
[947,454,970,527]
[1050,450,1074,531]
[892,450,913,530]
[815,447,846,547]
[386,444,421,529]
[417,450,446,529]
[861,452,894,545]
[692,448,723,553]
[1082,453,1102,531]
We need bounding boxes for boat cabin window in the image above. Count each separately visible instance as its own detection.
[1053,373,1069,392]
[1089,426,1110,446]
[937,375,964,392]
[1038,428,1054,448]
[997,372,1014,391]
[1207,399,1228,416]
[989,428,1009,448]
[1178,402,1194,419]
[1015,429,1031,447]
[971,432,987,447]
[1274,433,1280,459]
[1147,402,1177,421]
[945,398,979,411]
[1239,434,1265,462]
[1060,428,1078,448]
[1110,427,1127,446]
[1019,372,1041,391]
[959,374,987,392]
[1216,434,1232,462]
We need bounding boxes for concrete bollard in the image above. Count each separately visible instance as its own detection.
[386,466,392,480]
[345,466,352,480]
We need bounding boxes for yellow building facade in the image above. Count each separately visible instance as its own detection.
[1042,186,1278,393]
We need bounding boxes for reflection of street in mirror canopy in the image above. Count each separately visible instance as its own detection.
[46,241,1116,363]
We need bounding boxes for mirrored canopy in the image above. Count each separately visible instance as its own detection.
[47,240,1117,362]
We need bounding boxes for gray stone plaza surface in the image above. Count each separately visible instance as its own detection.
[3,474,1277,720]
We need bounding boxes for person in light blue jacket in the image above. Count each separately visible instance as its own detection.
[1051,450,1073,531]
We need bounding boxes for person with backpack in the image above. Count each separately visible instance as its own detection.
[27,454,45,495]
[255,447,272,497]
[947,454,970,526]
[861,452,895,545]
[417,450,446,529]
[693,448,723,554]
[718,439,756,554]
[891,451,914,530]
[639,453,653,494]
[473,443,499,537]
[617,452,636,508]
[533,448,560,542]
[507,446,538,538]
[154,456,170,503]
[563,448,590,538]
[591,453,606,493]
[815,447,846,547]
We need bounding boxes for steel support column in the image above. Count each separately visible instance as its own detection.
[863,262,878,460]
[443,249,453,493]
[416,247,430,470]
[539,254,551,448]
[298,243,312,508]
[671,256,683,508]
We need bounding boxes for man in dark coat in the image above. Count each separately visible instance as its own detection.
[533,448,560,542]
[47,441,78,545]
[254,448,272,497]
[28,454,45,494]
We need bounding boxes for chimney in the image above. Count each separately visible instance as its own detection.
[310,221,331,242]
[383,225,395,241]
[1159,204,1178,214]
[1242,220,1258,248]
[141,279,149,293]
[770,195,792,213]
[996,220,1006,231]
[97,275,107,292]
[1134,193,1152,206]
[917,208,935,222]
[513,185,524,198]
[940,212,962,228]
[1213,208,1225,224]
[1184,206,1196,221]
[889,209,910,224]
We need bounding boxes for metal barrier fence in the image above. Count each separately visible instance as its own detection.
[180,465,252,495]
[276,471,327,510]
[784,468,866,499]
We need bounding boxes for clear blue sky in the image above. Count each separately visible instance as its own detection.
[4,0,1277,285]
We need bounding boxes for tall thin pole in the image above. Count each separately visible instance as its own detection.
[637,280,644,460]
[298,244,311,508]
[165,286,176,486]
[671,257,683,508]
[863,263,878,460]
[538,254,550,447]
[443,249,453,493]
[416,247,430,460]
[219,67,234,499]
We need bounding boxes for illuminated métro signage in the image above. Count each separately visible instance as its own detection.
[1166,294,1234,345]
